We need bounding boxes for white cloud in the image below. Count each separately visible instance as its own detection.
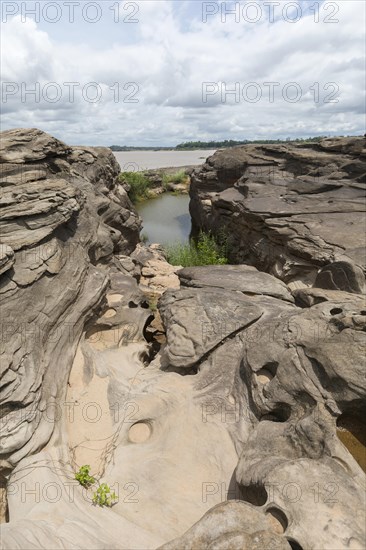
[0,0,365,145]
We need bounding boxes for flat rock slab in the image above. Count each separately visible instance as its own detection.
[159,287,263,368]
[178,265,294,302]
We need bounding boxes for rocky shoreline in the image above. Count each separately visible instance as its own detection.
[0,129,365,549]
[120,166,194,200]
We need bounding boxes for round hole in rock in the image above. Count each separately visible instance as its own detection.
[330,307,343,315]
[360,310,366,316]
[128,422,152,444]
[265,507,288,534]
[240,484,268,506]
[260,403,291,423]
[128,301,139,309]
[255,362,278,384]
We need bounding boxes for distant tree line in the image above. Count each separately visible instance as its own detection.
[175,137,332,149]
[110,135,361,152]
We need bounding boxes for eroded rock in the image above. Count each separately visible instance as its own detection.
[0,128,141,470]
[189,138,366,288]
[1,130,365,550]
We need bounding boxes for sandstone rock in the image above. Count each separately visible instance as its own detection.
[135,243,181,295]
[178,264,294,302]
[0,128,141,471]
[314,261,365,294]
[159,273,366,549]
[1,130,365,550]
[159,287,263,369]
[189,138,366,287]
[0,245,14,276]
[293,287,366,308]
[0,128,70,163]
[159,501,291,550]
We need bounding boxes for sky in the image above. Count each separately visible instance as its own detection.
[1,0,365,146]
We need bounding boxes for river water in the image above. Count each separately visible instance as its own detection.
[113,150,215,245]
[113,150,215,171]
[137,194,191,246]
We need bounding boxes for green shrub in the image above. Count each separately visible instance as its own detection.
[162,170,188,187]
[75,465,118,508]
[166,232,228,267]
[75,465,95,488]
[120,171,151,203]
[92,483,118,508]
[120,170,189,201]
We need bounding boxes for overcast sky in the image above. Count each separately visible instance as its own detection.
[1,0,365,146]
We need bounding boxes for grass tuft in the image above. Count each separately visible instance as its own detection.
[166,232,228,267]
[120,169,189,202]
[162,170,188,187]
[120,171,151,203]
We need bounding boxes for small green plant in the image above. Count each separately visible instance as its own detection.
[148,296,158,312]
[120,171,151,203]
[75,465,118,508]
[92,483,118,508]
[161,170,189,190]
[75,465,95,488]
[166,232,228,267]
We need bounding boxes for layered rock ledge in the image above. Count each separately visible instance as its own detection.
[189,138,366,290]
[0,128,141,501]
[0,130,365,550]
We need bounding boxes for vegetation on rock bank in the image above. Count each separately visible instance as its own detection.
[175,136,336,149]
[120,170,189,203]
[166,232,229,267]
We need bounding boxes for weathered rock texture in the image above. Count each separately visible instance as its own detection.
[0,128,140,471]
[157,266,366,550]
[1,131,365,550]
[189,138,366,289]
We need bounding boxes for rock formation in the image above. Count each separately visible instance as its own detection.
[0,130,365,550]
[189,138,366,290]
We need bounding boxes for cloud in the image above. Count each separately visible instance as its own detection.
[0,0,365,145]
